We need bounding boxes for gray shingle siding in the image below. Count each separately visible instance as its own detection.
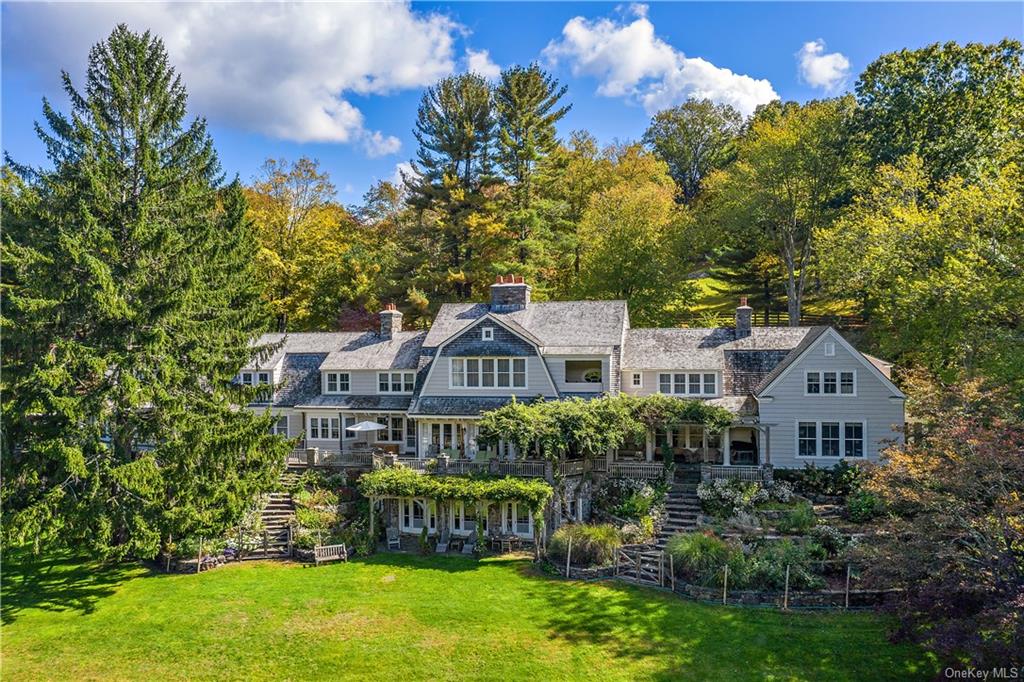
[438,320,538,358]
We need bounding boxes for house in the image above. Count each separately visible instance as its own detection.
[241,277,905,539]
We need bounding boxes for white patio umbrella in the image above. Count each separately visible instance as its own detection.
[345,420,389,432]
[345,420,389,451]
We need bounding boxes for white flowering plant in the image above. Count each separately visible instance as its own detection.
[697,478,794,518]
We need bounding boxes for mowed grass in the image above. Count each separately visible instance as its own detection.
[2,552,934,681]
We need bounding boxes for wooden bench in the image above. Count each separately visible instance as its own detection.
[313,543,348,565]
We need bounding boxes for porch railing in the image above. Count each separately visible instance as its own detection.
[702,464,766,482]
[396,457,428,472]
[608,461,665,480]
[444,460,489,476]
[558,459,586,477]
[495,460,548,478]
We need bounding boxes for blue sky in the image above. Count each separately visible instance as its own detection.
[3,2,1021,203]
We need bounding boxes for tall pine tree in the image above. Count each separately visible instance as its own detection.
[494,64,570,285]
[1,26,288,559]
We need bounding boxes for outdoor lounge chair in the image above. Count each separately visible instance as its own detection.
[461,533,476,555]
[435,528,451,553]
[386,526,401,551]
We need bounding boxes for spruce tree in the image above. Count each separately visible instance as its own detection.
[1,26,288,559]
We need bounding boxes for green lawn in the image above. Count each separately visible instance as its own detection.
[2,552,934,681]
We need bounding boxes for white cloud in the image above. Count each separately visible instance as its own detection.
[392,161,417,187]
[466,48,501,80]
[797,39,850,92]
[3,2,460,153]
[542,5,776,116]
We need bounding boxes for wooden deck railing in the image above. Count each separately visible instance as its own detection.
[608,461,666,480]
[444,460,490,475]
[559,459,586,477]
[702,464,765,482]
[496,460,547,478]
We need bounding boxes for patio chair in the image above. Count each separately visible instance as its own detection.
[461,532,477,555]
[386,526,401,551]
[435,528,451,554]
[487,527,502,551]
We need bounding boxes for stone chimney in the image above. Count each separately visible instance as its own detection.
[735,296,753,339]
[490,274,531,312]
[379,303,402,339]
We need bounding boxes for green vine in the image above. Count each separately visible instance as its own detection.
[358,467,553,511]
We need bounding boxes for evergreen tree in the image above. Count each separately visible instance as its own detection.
[405,73,504,302]
[494,64,570,283]
[1,26,288,559]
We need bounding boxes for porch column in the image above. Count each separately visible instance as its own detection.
[722,427,731,466]
[763,426,771,465]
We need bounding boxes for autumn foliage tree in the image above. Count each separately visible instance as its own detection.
[859,375,1024,666]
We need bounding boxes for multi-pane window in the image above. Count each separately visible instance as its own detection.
[798,420,867,457]
[389,416,404,443]
[844,423,864,457]
[308,417,340,440]
[406,418,416,448]
[378,371,415,393]
[657,372,718,396]
[807,371,855,396]
[821,422,840,457]
[632,372,642,388]
[241,371,273,402]
[271,416,289,437]
[798,422,818,457]
[450,358,526,389]
[343,416,356,439]
[325,372,350,394]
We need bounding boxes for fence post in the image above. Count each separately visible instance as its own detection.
[565,536,573,578]
[722,564,729,605]
[669,554,675,591]
[197,536,204,574]
[635,554,641,585]
[263,530,268,555]
[783,564,790,610]
[237,526,244,560]
[845,563,851,610]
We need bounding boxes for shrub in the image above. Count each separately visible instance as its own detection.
[846,490,885,523]
[809,524,849,557]
[777,462,865,497]
[548,524,621,567]
[295,506,339,531]
[620,516,655,544]
[593,478,663,521]
[666,532,746,587]
[696,479,791,518]
[746,539,826,590]
[773,502,817,535]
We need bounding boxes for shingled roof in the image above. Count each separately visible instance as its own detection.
[622,327,816,369]
[423,301,629,350]
[320,331,426,370]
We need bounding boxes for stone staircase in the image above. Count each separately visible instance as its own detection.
[244,491,295,559]
[656,472,702,550]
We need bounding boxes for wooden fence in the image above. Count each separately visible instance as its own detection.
[686,310,865,330]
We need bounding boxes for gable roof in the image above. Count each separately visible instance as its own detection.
[622,327,816,369]
[754,327,906,398]
[243,332,355,370]
[423,300,629,351]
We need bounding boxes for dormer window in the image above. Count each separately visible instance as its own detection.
[482,327,495,341]
[324,372,350,394]
[241,371,273,403]
[378,371,416,393]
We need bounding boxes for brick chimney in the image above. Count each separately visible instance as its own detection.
[735,296,753,339]
[490,274,531,312]
[379,303,402,339]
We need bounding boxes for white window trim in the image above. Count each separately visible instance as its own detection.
[824,342,836,357]
[631,372,643,388]
[804,370,857,397]
[500,500,533,539]
[271,415,289,437]
[563,357,605,386]
[794,419,869,459]
[377,371,416,394]
[323,371,351,395]
[308,416,340,441]
[655,371,720,397]
[481,327,495,341]
[448,356,527,390]
[400,497,436,535]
